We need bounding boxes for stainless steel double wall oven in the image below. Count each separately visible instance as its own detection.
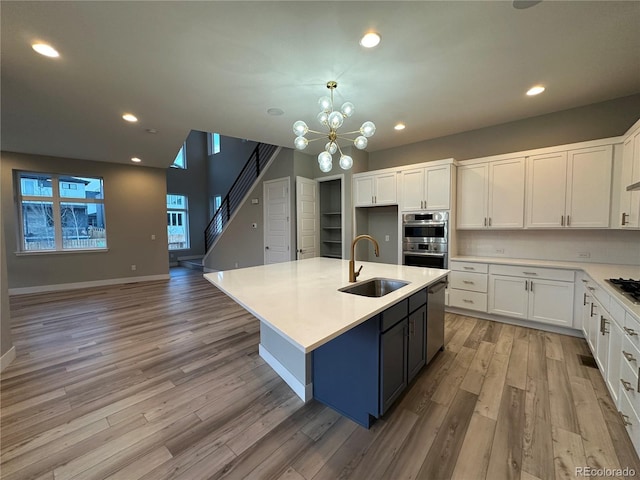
[402,211,448,269]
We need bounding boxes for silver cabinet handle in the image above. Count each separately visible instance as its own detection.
[600,316,610,335]
[488,217,492,226]
[622,212,629,226]
[581,279,589,283]
[484,217,487,227]
[620,411,633,426]
[561,215,565,226]
[463,299,474,304]
[623,351,637,362]
[567,215,571,226]
[523,271,538,275]
[463,266,475,271]
[525,280,529,291]
[587,286,595,291]
[624,327,638,336]
[590,303,596,317]
[638,367,640,392]
[530,281,533,292]
[462,280,475,285]
[621,379,634,391]
[583,292,589,306]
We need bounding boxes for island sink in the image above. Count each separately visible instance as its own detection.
[339,278,409,298]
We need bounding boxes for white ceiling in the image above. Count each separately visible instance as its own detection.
[2,1,639,169]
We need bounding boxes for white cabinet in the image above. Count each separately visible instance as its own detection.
[401,164,451,211]
[526,145,613,228]
[607,318,623,406]
[619,123,640,228]
[448,261,488,313]
[457,157,525,229]
[354,172,397,207]
[488,265,575,328]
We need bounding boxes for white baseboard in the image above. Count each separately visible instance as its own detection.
[8,274,170,296]
[0,346,16,372]
[259,344,313,402]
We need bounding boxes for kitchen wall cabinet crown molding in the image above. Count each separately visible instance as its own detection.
[457,156,525,229]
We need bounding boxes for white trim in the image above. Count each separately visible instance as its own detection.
[0,346,16,372]
[445,306,583,337]
[259,344,313,402]
[316,174,346,259]
[8,274,170,296]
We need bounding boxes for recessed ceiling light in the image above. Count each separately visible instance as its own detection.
[122,113,138,122]
[267,108,284,116]
[394,123,406,131]
[32,43,59,58]
[131,157,142,163]
[146,128,158,134]
[526,85,545,96]
[360,32,381,48]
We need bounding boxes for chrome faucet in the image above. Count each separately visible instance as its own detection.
[349,235,380,282]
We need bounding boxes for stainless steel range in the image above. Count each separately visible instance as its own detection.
[606,278,640,305]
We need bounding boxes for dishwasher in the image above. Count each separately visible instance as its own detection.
[426,278,447,364]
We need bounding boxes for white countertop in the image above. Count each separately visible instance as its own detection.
[204,257,449,353]
[451,256,640,319]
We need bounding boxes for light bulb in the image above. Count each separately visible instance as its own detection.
[328,111,344,129]
[341,102,355,117]
[325,142,337,154]
[339,154,353,170]
[294,136,308,150]
[317,111,328,126]
[318,151,332,165]
[360,121,376,138]
[293,120,308,137]
[319,159,333,173]
[318,96,332,112]
[354,136,368,150]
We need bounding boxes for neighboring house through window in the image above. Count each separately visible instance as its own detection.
[17,171,107,252]
[167,194,189,250]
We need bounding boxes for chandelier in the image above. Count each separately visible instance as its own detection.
[293,81,375,172]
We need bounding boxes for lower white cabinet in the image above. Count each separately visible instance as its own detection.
[607,318,623,406]
[448,261,488,312]
[488,265,574,327]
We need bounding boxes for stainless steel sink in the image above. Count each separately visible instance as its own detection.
[339,278,409,298]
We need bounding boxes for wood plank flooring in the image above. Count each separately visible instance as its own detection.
[2,267,639,479]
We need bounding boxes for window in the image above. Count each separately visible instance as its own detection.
[172,142,187,169]
[207,133,221,155]
[17,172,107,252]
[167,194,189,250]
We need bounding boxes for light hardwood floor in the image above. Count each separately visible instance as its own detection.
[1,268,639,480]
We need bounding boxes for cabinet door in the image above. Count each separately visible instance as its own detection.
[488,157,525,228]
[354,176,375,207]
[607,320,623,406]
[457,163,488,229]
[596,315,610,376]
[566,146,612,228]
[401,168,425,211]
[620,136,636,227]
[488,275,528,319]
[588,301,599,356]
[528,279,574,327]
[425,165,451,210]
[581,288,593,351]
[526,152,567,228]
[375,172,397,205]
[407,306,426,383]
[380,319,408,415]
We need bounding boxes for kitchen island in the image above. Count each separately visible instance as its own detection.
[204,257,449,427]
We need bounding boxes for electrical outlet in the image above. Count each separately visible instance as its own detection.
[495,248,505,254]
[234,262,239,268]
[151,234,156,240]
[385,235,390,242]
[131,264,137,271]
[578,252,591,259]
[252,223,257,229]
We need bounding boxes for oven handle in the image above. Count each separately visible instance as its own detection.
[403,221,447,227]
[403,252,446,258]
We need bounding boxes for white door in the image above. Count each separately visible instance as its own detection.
[374,172,397,205]
[354,175,375,207]
[527,278,574,327]
[606,320,623,405]
[457,163,488,229]
[424,165,451,210]
[526,151,567,228]
[296,176,318,260]
[401,168,425,211]
[488,157,525,228]
[488,275,528,319]
[264,177,290,264]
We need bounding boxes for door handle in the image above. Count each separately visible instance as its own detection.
[583,292,588,305]
[488,217,492,227]
[622,212,629,226]
[484,217,487,227]
[590,303,595,317]
[567,215,571,226]
[525,280,528,291]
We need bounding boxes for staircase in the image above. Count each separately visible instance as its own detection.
[204,142,279,253]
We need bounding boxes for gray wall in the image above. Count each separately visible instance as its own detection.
[208,136,259,209]
[354,206,399,264]
[166,130,209,262]
[369,94,640,170]
[2,151,169,289]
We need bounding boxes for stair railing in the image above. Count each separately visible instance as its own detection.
[204,142,278,252]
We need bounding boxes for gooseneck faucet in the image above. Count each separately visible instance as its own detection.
[349,235,380,282]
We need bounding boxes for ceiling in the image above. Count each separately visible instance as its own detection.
[2,1,639,169]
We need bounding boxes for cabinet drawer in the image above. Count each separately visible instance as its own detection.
[450,261,488,274]
[449,271,487,293]
[449,289,488,312]
[409,288,427,313]
[619,388,640,454]
[585,282,610,313]
[610,298,627,327]
[489,264,574,282]
[625,313,640,350]
[620,358,640,417]
[380,299,408,332]
[623,335,640,372]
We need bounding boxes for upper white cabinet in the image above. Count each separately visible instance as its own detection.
[618,121,640,228]
[457,157,525,229]
[354,171,397,207]
[401,164,452,211]
[526,145,613,228]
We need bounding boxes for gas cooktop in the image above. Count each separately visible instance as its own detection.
[606,278,640,305]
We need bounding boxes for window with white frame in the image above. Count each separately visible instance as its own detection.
[17,172,107,252]
[172,142,187,169]
[207,133,221,155]
[167,194,189,250]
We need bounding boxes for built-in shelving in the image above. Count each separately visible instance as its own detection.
[320,180,342,259]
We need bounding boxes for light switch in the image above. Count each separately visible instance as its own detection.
[251,198,259,205]
[252,223,258,229]
[385,235,390,242]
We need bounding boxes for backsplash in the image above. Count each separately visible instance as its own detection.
[456,229,640,266]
